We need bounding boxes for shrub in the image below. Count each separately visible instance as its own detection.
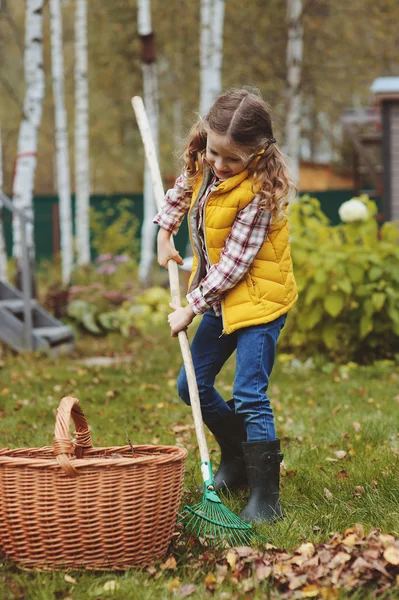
[282,195,399,363]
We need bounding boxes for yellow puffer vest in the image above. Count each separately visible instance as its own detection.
[187,165,298,334]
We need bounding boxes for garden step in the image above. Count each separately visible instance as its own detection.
[0,299,38,312]
[33,326,73,344]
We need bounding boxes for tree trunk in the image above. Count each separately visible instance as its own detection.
[137,0,159,285]
[75,0,90,266]
[0,127,8,281]
[12,0,45,288]
[285,0,303,188]
[49,0,73,285]
[200,0,225,116]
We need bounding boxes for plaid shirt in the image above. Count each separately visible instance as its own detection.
[153,172,271,316]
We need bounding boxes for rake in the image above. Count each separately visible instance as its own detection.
[131,96,266,547]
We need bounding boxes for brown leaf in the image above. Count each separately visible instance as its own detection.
[328,552,351,569]
[255,564,272,581]
[351,556,370,573]
[288,574,308,590]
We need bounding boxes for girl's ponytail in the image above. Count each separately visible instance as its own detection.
[250,143,296,221]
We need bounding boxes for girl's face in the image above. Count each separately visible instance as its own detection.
[205,131,250,179]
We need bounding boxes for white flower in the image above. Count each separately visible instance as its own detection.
[338,199,369,223]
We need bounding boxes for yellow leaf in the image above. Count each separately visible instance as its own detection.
[64,574,77,584]
[103,580,119,592]
[384,546,399,566]
[161,555,177,570]
[380,534,395,547]
[301,584,320,597]
[204,573,217,590]
[324,487,333,500]
[333,451,347,460]
[342,534,358,547]
[226,550,236,569]
[169,577,180,592]
[320,587,339,600]
[297,542,315,557]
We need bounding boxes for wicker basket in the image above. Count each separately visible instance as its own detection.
[0,396,188,570]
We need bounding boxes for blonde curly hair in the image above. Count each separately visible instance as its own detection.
[182,87,296,221]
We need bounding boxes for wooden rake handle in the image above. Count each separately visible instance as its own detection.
[131,96,210,468]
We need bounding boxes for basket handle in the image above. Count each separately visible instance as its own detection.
[54,396,93,477]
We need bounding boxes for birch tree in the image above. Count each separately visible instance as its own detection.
[12,0,45,281]
[49,0,73,284]
[200,0,225,116]
[75,0,90,266]
[137,0,159,284]
[285,0,303,188]
[0,127,8,281]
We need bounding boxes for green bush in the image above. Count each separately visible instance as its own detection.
[282,194,399,363]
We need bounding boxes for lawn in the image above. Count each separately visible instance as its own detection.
[0,326,398,599]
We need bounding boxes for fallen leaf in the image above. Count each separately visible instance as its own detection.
[103,580,119,592]
[334,450,347,460]
[226,550,236,570]
[64,574,77,585]
[288,574,308,590]
[255,564,272,581]
[297,542,315,558]
[352,422,361,432]
[204,573,217,591]
[380,534,396,547]
[328,552,351,569]
[324,488,333,500]
[384,546,399,566]
[169,578,180,592]
[342,534,358,548]
[161,555,177,570]
[179,583,196,598]
[301,584,320,597]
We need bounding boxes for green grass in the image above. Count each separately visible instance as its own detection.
[0,327,398,599]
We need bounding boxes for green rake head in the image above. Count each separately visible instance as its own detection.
[180,462,267,547]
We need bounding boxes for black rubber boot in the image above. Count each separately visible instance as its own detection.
[240,439,284,523]
[205,400,248,492]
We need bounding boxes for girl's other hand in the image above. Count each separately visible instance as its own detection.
[168,303,195,337]
[157,229,184,269]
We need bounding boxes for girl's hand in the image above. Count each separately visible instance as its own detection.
[157,229,184,269]
[168,303,195,337]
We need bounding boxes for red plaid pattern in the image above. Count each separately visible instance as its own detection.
[154,173,271,316]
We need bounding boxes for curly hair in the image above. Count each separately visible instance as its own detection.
[182,87,296,220]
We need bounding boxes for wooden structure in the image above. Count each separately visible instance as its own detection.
[341,107,383,199]
[371,77,399,221]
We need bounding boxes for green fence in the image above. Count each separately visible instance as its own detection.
[2,189,377,264]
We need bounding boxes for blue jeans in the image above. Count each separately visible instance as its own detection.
[177,310,287,442]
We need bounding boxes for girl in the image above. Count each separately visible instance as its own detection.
[154,87,297,523]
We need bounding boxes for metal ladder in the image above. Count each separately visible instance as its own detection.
[0,191,74,354]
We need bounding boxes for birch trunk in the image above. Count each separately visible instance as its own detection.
[200,0,225,116]
[12,0,45,278]
[50,0,73,285]
[75,0,90,266]
[0,127,8,281]
[285,0,303,188]
[137,0,159,285]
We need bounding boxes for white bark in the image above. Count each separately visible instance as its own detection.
[138,0,159,284]
[75,0,90,266]
[0,127,8,281]
[12,0,45,262]
[285,0,303,188]
[200,0,225,116]
[50,0,73,285]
